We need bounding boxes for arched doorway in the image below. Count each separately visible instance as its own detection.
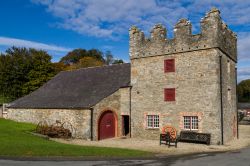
[98,111,116,140]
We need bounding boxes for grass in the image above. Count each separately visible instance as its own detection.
[0,118,151,157]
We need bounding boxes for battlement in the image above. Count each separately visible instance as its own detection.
[129,8,237,61]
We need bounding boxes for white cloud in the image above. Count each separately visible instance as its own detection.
[187,0,250,25]
[0,36,72,52]
[238,67,250,82]
[238,32,250,61]
[31,0,189,38]
[31,0,250,39]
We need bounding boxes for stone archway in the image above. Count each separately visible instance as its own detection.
[98,110,116,140]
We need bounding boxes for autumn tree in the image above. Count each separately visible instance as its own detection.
[60,48,104,65]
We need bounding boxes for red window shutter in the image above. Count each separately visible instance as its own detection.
[164,59,175,72]
[164,88,175,101]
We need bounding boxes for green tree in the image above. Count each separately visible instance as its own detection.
[21,49,56,95]
[113,59,124,64]
[238,79,250,102]
[0,47,32,100]
[0,47,57,102]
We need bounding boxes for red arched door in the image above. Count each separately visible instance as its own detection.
[99,111,116,140]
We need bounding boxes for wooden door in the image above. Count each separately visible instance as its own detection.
[99,111,115,140]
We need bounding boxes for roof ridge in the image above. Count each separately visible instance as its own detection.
[61,63,131,73]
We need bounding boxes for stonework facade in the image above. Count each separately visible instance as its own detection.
[6,87,130,140]
[92,87,130,140]
[5,8,237,145]
[129,8,237,145]
[6,108,91,139]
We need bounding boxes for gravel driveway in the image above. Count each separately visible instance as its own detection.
[52,125,250,156]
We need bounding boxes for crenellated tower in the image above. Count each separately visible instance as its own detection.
[130,8,238,145]
[129,7,237,62]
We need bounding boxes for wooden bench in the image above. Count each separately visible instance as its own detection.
[179,131,211,145]
[160,126,178,148]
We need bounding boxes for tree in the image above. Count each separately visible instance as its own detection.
[104,51,114,65]
[0,47,57,102]
[52,62,67,73]
[65,56,104,70]
[0,47,32,100]
[237,79,250,102]
[21,49,56,95]
[104,51,124,65]
[60,48,104,65]
[113,59,124,64]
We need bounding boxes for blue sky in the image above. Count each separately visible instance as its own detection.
[0,0,249,81]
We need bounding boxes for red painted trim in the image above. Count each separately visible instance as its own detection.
[164,88,175,101]
[164,59,175,73]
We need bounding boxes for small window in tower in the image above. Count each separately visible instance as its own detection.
[227,60,230,74]
[228,87,231,101]
[164,88,175,101]
[164,59,175,72]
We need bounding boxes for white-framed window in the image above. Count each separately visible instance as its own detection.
[147,115,159,128]
[183,116,198,130]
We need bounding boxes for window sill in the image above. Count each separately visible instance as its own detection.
[146,128,159,130]
[181,129,199,132]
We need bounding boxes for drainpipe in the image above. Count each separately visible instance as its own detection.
[235,66,239,139]
[129,86,132,138]
[219,55,224,145]
[90,108,94,141]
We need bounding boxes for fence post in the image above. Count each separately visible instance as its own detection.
[0,105,2,118]
[2,103,8,118]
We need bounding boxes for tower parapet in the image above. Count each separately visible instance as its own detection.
[129,8,237,61]
[174,19,192,40]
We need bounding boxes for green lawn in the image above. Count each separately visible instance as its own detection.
[0,119,151,157]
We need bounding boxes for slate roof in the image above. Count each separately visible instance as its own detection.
[8,63,131,109]
[238,102,250,109]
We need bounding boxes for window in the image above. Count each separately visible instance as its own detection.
[227,60,230,73]
[183,116,198,130]
[228,87,231,101]
[164,88,175,101]
[147,115,159,128]
[164,59,175,72]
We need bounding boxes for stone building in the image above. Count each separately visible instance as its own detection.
[6,8,237,145]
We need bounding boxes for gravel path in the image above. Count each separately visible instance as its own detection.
[52,125,250,156]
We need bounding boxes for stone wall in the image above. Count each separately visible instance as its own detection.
[6,108,91,139]
[219,50,237,143]
[131,49,222,144]
[92,87,130,140]
[5,87,130,141]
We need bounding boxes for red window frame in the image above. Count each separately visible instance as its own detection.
[164,59,175,72]
[164,88,175,101]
